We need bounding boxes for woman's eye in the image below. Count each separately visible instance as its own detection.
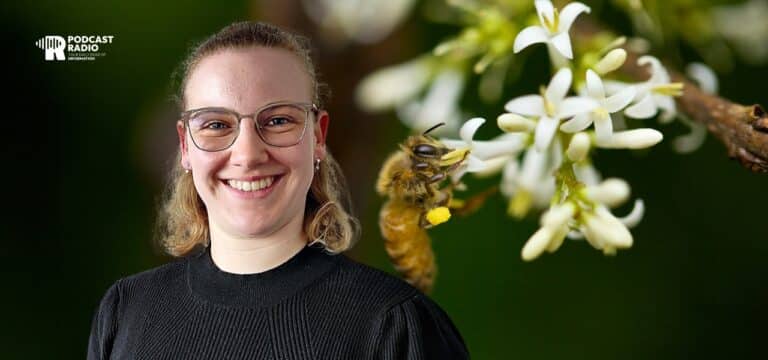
[266,117,291,126]
[205,121,229,129]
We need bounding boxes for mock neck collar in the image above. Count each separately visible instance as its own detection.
[186,243,341,308]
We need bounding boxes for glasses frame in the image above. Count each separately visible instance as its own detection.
[180,101,319,152]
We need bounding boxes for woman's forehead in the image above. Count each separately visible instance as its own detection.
[184,47,313,111]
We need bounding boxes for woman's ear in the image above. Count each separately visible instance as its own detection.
[314,110,330,160]
[176,120,190,169]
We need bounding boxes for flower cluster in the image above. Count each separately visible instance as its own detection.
[356,0,715,261]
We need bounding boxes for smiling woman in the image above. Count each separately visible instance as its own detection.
[86,21,470,359]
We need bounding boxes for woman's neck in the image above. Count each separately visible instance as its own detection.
[207,215,308,275]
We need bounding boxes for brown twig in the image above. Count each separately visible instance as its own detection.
[575,21,768,173]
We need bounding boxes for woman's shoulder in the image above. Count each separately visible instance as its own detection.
[100,255,189,305]
[311,253,470,359]
[311,252,425,310]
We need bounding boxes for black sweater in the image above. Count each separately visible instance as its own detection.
[87,243,470,359]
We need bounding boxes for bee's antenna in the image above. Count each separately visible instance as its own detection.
[423,122,445,135]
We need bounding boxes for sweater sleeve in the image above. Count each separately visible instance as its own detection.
[87,279,121,360]
[372,293,470,360]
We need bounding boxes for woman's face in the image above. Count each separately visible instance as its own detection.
[178,47,328,240]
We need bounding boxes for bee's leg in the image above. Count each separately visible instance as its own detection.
[428,173,446,184]
[451,185,499,216]
[413,162,430,171]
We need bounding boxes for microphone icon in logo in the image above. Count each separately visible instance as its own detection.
[35,36,66,61]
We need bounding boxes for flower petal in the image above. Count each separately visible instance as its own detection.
[559,113,592,132]
[459,117,486,143]
[624,93,657,119]
[585,69,605,99]
[558,2,591,33]
[534,0,556,30]
[465,155,488,172]
[534,116,559,151]
[618,199,645,228]
[597,128,663,149]
[519,147,547,189]
[605,86,636,113]
[550,31,573,59]
[356,58,431,111]
[504,95,545,116]
[638,55,670,83]
[654,94,677,123]
[558,97,599,118]
[513,26,550,53]
[521,227,554,261]
[594,113,613,144]
[472,133,528,159]
[547,67,572,105]
[686,62,718,94]
[439,139,468,150]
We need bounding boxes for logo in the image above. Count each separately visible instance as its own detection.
[35,36,66,61]
[35,35,114,62]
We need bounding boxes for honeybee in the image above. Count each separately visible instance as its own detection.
[376,123,470,294]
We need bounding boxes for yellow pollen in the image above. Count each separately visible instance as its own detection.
[543,9,560,33]
[652,82,684,96]
[593,107,609,118]
[426,207,451,226]
[541,86,556,117]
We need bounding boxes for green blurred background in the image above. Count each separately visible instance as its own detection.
[2,0,766,359]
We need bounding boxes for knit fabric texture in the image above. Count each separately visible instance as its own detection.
[87,243,470,359]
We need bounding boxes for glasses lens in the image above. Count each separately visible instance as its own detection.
[256,104,308,146]
[188,110,239,151]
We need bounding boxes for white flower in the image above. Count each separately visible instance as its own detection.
[504,68,598,151]
[713,0,768,64]
[622,56,683,123]
[513,0,591,60]
[356,57,432,112]
[440,118,528,182]
[580,205,633,255]
[671,63,715,154]
[302,0,416,45]
[592,48,627,75]
[397,69,465,136]
[521,202,576,261]
[582,178,630,208]
[565,132,591,162]
[501,141,560,217]
[686,62,718,95]
[560,69,636,144]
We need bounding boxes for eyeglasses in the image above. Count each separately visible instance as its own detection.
[180,101,319,151]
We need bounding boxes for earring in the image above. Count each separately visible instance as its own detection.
[185,168,190,174]
[314,158,321,172]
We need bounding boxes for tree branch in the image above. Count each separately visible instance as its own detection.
[575,21,768,173]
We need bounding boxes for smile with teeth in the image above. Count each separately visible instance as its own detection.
[226,176,276,192]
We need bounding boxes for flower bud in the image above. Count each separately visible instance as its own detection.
[593,48,627,75]
[522,227,554,261]
[584,178,630,207]
[541,203,576,228]
[581,206,633,250]
[566,132,591,162]
[596,129,663,149]
[497,113,537,132]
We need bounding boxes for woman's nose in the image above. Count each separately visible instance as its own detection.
[229,117,269,166]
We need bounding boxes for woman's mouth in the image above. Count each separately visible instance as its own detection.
[223,175,283,198]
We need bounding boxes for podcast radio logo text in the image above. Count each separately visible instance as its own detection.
[35,35,114,61]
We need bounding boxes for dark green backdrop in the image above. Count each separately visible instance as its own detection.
[2,1,766,359]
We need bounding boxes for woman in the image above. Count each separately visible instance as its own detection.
[87,21,470,359]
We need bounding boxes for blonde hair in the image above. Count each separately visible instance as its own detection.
[156,21,360,257]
